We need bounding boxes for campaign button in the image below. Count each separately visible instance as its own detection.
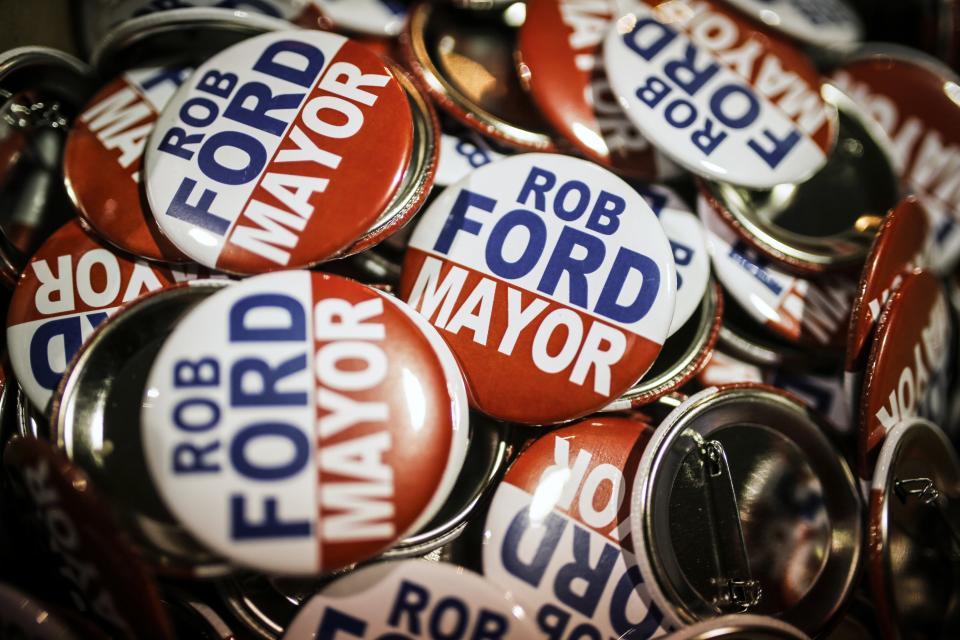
[483,415,674,639]
[3,436,174,640]
[65,66,194,263]
[5,220,205,412]
[845,196,928,374]
[403,2,557,151]
[638,183,710,335]
[518,0,678,179]
[604,0,837,189]
[699,193,855,349]
[719,0,862,49]
[282,560,539,639]
[399,153,677,425]
[867,418,960,640]
[140,271,470,575]
[858,269,951,478]
[309,0,408,37]
[435,115,511,187]
[829,48,960,272]
[144,30,420,274]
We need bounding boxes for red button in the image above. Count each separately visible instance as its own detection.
[845,196,928,374]
[518,0,676,179]
[5,220,205,411]
[64,66,192,263]
[144,31,416,274]
[3,437,173,640]
[140,271,469,575]
[859,269,951,478]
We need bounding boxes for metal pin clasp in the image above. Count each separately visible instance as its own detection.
[697,438,762,613]
[895,477,960,551]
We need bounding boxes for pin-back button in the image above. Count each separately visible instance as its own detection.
[139,271,469,575]
[64,66,194,263]
[857,269,951,478]
[829,46,960,272]
[399,153,677,425]
[483,414,675,639]
[50,280,232,577]
[144,29,437,274]
[518,0,678,178]
[700,193,856,349]
[282,559,539,638]
[718,0,862,50]
[632,384,862,635]
[402,2,557,151]
[0,47,95,287]
[6,220,210,412]
[845,196,928,375]
[3,436,175,640]
[604,0,838,189]
[435,114,511,187]
[867,418,960,639]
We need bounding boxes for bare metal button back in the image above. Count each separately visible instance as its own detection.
[664,614,810,639]
[700,99,900,274]
[50,280,230,578]
[868,418,960,639]
[632,385,862,636]
[0,47,94,287]
[403,2,556,151]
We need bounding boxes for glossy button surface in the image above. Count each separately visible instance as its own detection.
[400,153,677,425]
[604,0,837,189]
[140,271,469,575]
[144,30,414,274]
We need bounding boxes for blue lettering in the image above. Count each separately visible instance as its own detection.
[594,248,661,323]
[230,355,308,407]
[537,227,605,308]
[164,177,230,234]
[230,422,309,480]
[485,209,546,280]
[231,494,310,539]
[229,294,306,342]
[253,40,325,89]
[198,130,267,185]
[434,189,496,254]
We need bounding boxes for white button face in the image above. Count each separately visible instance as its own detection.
[637,184,710,335]
[399,153,677,425]
[312,0,408,36]
[604,1,837,189]
[144,30,414,274]
[435,123,508,187]
[721,0,862,49]
[283,560,539,639]
[140,271,469,575]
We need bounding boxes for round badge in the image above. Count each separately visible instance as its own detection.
[700,194,855,348]
[6,220,203,412]
[399,153,677,425]
[435,116,510,188]
[3,436,174,640]
[720,0,862,49]
[845,196,928,374]
[483,415,674,639]
[604,0,837,189]
[144,30,416,274]
[65,65,193,262]
[830,48,960,271]
[858,269,951,478]
[518,0,678,178]
[140,271,469,575]
[637,183,710,335]
[283,560,539,638]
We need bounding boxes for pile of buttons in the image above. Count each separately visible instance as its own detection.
[0,1,958,638]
